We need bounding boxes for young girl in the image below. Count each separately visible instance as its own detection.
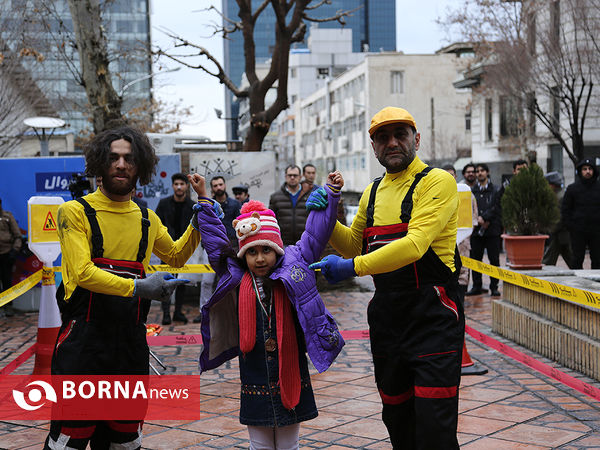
[189,171,345,450]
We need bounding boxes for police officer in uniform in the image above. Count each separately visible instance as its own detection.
[311,107,463,449]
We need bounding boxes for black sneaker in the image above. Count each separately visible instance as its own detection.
[193,314,202,324]
[490,290,501,297]
[465,288,484,296]
[162,315,172,325]
[173,312,188,324]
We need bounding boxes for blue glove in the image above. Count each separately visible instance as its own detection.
[191,200,224,231]
[309,255,356,284]
[305,187,328,211]
[162,274,190,283]
[211,200,225,220]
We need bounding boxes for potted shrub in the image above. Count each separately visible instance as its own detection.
[501,164,560,269]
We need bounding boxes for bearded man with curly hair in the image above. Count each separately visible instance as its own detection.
[45,126,201,449]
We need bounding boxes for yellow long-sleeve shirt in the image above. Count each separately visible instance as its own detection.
[57,189,201,300]
[330,156,458,277]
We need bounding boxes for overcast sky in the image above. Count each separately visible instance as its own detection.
[150,0,458,140]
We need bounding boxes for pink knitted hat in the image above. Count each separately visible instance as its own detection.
[233,200,284,258]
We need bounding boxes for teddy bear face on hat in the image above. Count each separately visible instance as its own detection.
[233,212,261,241]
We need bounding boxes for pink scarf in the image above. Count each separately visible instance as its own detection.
[238,272,301,410]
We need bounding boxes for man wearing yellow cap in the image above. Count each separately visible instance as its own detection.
[311,107,462,448]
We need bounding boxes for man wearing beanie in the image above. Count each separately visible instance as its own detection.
[562,159,600,268]
[311,107,463,448]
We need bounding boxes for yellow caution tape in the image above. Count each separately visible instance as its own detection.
[146,264,215,274]
[41,267,55,286]
[0,264,215,306]
[50,265,214,274]
[10,258,599,312]
[461,256,600,311]
[0,270,43,307]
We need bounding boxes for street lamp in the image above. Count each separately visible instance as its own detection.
[23,116,66,157]
[118,67,181,97]
[214,108,239,121]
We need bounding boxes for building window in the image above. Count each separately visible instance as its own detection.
[290,68,297,78]
[548,144,563,173]
[485,98,493,141]
[551,86,560,132]
[390,71,404,94]
[500,96,519,137]
[550,1,560,48]
[526,92,536,136]
[465,108,471,131]
[527,10,536,55]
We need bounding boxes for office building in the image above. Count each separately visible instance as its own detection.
[297,46,473,192]
[222,0,396,140]
[1,0,152,137]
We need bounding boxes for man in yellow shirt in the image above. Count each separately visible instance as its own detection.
[311,107,463,449]
[45,127,200,450]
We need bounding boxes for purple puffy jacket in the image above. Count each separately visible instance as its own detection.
[196,184,345,373]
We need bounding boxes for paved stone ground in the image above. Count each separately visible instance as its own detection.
[0,257,599,448]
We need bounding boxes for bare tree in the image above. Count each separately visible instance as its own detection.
[13,0,186,137]
[0,50,57,157]
[0,2,57,157]
[156,1,359,151]
[127,98,193,134]
[440,0,599,166]
[66,0,124,132]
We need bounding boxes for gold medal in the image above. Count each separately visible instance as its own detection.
[265,337,277,352]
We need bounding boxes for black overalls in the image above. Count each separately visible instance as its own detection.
[364,168,464,449]
[45,198,150,450]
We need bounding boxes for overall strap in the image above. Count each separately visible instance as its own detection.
[137,205,150,263]
[400,167,433,223]
[75,197,103,259]
[365,176,384,229]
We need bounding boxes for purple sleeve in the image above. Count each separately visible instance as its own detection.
[196,200,231,275]
[295,185,340,264]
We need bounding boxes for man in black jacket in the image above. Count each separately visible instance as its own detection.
[155,173,196,324]
[467,163,502,296]
[269,165,313,245]
[562,159,600,269]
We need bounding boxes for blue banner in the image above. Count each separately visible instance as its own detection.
[35,172,74,192]
[0,157,86,232]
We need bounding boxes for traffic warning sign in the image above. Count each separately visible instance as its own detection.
[29,204,61,244]
[43,211,57,231]
[28,196,64,264]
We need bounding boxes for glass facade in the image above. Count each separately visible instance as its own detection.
[222,0,396,140]
[1,0,152,136]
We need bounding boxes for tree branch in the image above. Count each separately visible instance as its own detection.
[303,5,363,25]
[305,0,331,11]
[154,30,247,98]
[252,0,270,23]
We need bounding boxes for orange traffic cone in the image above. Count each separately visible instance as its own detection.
[461,339,488,376]
[33,267,61,374]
